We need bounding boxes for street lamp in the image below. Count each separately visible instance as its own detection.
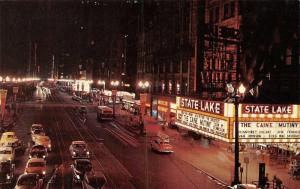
[228,83,246,186]
[5,76,10,82]
[97,80,106,90]
[110,80,120,118]
[138,80,152,116]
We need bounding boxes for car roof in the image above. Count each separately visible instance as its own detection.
[2,132,16,136]
[0,146,13,151]
[27,158,46,163]
[32,124,43,127]
[72,141,86,145]
[75,159,91,163]
[18,173,39,181]
[97,106,112,110]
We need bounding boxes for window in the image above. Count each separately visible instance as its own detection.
[223,1,235,20]
[286,48,292,65]
[224,3,229,19]
[215,7,219,23]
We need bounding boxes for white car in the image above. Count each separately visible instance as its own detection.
[69,141,90,159]
[34,135,52,152]
[31,124,44,135]
[0,146,15,162]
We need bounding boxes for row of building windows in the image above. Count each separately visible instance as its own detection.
[209,1,236,24]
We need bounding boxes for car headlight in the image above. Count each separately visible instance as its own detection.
[43,155,46,158]
[29,155,32,158]
[42,171,46,175]
[6,174,10,180]
[86,151,90,155]
[73,152,76,155]
[76,175,80,180]
[48,144,51,148]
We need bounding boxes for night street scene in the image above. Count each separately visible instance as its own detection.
[0,0,299,189]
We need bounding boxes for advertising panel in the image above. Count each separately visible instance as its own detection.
[176,109,228,139]
[235,122,300,140]
[242,104,293,114]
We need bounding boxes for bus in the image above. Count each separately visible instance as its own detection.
[97,106,113,121]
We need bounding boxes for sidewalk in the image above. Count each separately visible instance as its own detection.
[115,109,300,189]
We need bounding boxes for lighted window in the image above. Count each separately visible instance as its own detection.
[286,48,292,65]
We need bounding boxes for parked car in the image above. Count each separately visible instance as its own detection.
[15,173,43,189]
[29,145,48,160]
[69,141,90,159]
[31,124,44,135]
[0,146,15,162]
[0,160,15,184]
[71,159,92,183]
[150,132,173,153]
[24,158,47,177]
[34,135,52,152]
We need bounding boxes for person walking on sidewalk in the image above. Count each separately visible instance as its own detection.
[139,120,145,135]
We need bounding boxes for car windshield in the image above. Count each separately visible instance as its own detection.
[33,130,45,135]
[32,146,45,151]
[0,162,10,172]
[74,144,86,148]
[40,137,49,142]
[18,177,36,186]
[29,162,45,167]
[76,161,92,172]
[0,150,12,154]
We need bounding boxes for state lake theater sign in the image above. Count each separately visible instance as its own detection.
[235,122,300,142]
[176,109,229,140]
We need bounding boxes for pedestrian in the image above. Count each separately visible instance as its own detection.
[139,120,145,135]
[264,173,270,188]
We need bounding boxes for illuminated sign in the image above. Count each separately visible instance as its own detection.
[179,97,224,115]
[242,104,293,114]
[176,110,228,138]
[235,122,300,139]
[158,100,168,107]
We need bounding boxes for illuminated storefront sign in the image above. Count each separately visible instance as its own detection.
[179,97,224,115]
[235,122,300,139]
[242,104,293,114]
[158,100,168,106]
[176,110,228,139]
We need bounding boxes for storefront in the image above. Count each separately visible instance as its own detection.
[175,96,300,148]
[155,96,176,123]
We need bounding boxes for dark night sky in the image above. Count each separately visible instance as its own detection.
[0,0,129,77]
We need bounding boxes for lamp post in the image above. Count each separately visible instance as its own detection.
[110,80,119,118]
[231,83,246,186]
[97,80,106,106]
[97,80,106,91]
[138,80,152,116]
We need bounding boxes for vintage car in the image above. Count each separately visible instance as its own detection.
[29,145,48,160]
[0,133,25,155]
[69,141,90,159]
[150,132,173,153]
[83,170,107,189]
[0,160,15,184]
[15,173,43,189]
[71,159,92,183]
[0,146,15,162]
[31,129,46,144]
[34,135,52,152]
[24,158,47,177]
[31,124,44,135]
